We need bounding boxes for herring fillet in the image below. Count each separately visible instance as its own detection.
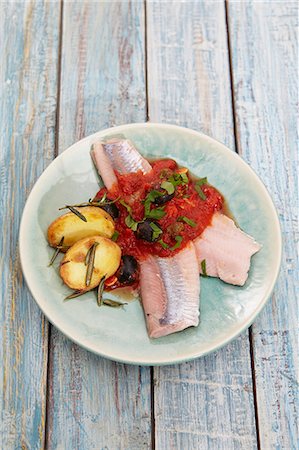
[91,138,201,338]
[103,138,152,174]
[91,142,118,190]
[194,213,261,286]
[139,243,200,338]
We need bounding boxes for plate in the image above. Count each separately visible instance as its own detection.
[19,123,281,365]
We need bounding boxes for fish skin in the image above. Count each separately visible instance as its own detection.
[91,142,118,190]
[103,139,152,174]
[139,242,200,338]
[194,212,261,286]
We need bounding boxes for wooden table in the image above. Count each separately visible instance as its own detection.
[1,1,297,449]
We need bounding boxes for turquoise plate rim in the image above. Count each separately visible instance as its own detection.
[19,123,282,366]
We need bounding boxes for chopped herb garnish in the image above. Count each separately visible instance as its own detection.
[158,239,169,249]
[119,199,132,214]
[170,235,183,251]
[111,231,119,242]
[48,236,64,266]
[149,222,163,240]
[196,177,208,186]
[143,190,164,216]
[201,259,207,277]
[178,216,197,227]
[85,242,98,286]
[195,177,207,200]
[120,200,140,231]
[168,173,189,187]
[97,275,106,306]
[180,172,189,184]
[66,206,87,222]
[125,215,139,231]
[161,181,175,195]
[103,299,128,308]
[145,207,166,220]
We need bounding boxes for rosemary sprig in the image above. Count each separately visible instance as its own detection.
[58,196,120,211]
[201,259,207,277]
[84,246,92,266]
[103,299,128,308]
[48,236,64,266]
[64,290,87,300]
[65,206,87,222]
[97,275,106,307]
[85,242,99,286]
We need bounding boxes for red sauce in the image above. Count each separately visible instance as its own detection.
[94,158,224,260]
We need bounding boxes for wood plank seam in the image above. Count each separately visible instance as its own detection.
[225,2,261,449]
[44,1,64,448]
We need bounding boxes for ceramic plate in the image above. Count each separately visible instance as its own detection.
[19,123,281,365]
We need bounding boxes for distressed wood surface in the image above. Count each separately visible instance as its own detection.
[147,2,258,449]
[46,2,152,449]
[0,1,61,449]
[1,0,297,449]
[227,1,298,449]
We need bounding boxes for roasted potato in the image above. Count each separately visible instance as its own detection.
[60,236,121,291]
[47,206,114,250]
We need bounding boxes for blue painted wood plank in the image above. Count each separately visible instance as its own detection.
[147,1,258,448]
[46,2,152,449]
[227,1,298,448]
[0,1,61,448]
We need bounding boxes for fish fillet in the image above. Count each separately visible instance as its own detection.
[103,138,152,174]
[194,213,261,286]
[139,242,200,338]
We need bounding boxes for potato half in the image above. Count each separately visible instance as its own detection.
[60,236,121,291]
[47,206,114,250]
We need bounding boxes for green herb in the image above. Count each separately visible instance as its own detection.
[119,199,132,214]
[48,236,64,266]
[103,299,128,308]
[143,190,164,216]
[170,235,183,251]
[180,172,189,184]
[125,215,139,231]
[195,177,207,200]
[168,173,189,187]
[85,242,98,286]
[98,192,107,204]
[149,222,163,240]
[201,259,207,277]
[158,239,169,249]
[111,231,119,242]
[178,216,197,227]
[66,206,87,222]
[146,207,166,220]
[120,200,140,231]
[64,290,86,300]
[97,275,106,306]
[196,177,207,186]
[161,181,175,195]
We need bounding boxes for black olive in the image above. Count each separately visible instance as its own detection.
[117,255,138,284]
[101,202,119,220]
[154,191,175,206]
[136,219,162,242]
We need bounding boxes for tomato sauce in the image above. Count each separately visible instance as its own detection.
[94,159,224,260]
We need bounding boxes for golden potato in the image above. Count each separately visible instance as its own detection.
[47,206,115,250]
[60,236,121,291]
